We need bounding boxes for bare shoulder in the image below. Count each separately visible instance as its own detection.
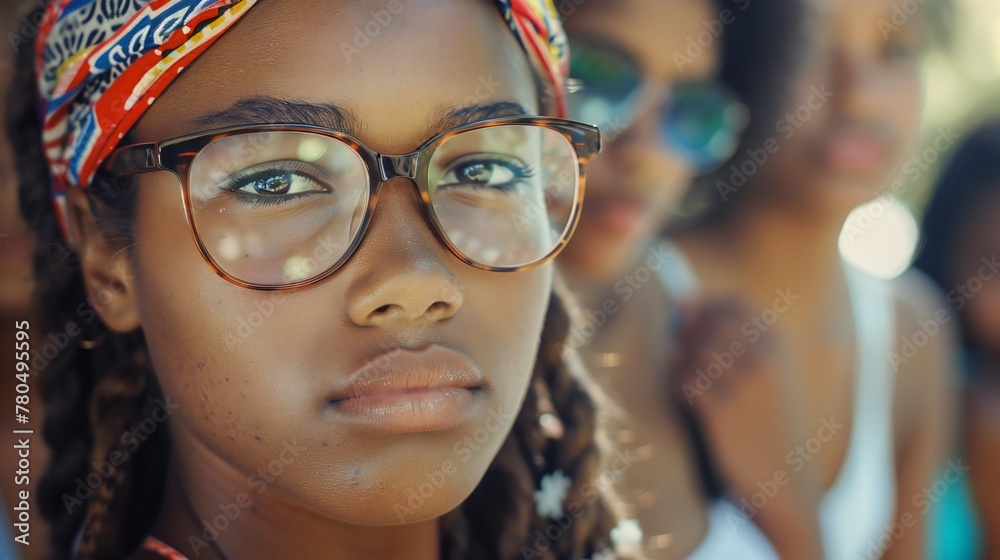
[889,268,958,371]
[891,268,955,327]
[887,269,959,448]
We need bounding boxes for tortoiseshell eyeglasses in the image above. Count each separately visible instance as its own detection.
[105,116,601,290]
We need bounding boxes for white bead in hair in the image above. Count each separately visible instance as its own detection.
[534,470,571,519]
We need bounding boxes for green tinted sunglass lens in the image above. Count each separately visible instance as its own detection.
[662,84,747,170]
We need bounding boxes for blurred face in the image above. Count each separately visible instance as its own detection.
[756,0,926,213]
[560,0,720,280]
[953,193,1000,361]
[0,41,35,317]
[113,0,552,526]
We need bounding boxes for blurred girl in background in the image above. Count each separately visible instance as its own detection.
[669,0,956,558]
[914,123,1000,559]
[557,0,803,557]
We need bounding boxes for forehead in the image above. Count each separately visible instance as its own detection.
[563,0,717,80]
[134,0,539,153]
[820,0,928,33]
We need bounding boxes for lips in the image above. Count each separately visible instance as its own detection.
[822,127,891,175]
[582,195,649,234]
[325,345,485,434]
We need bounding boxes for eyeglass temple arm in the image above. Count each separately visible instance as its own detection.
[104,143,161,177]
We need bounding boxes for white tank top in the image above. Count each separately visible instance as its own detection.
[654,241,898,560]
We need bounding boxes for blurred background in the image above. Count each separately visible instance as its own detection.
[841,0,1000,279]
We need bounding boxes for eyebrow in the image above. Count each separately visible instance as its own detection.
[193,97,529,141]
[430,101,528,135]
[194,97,363,137]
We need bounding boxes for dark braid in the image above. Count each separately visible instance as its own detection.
[10,5,624,559]
[442,291,624,560]
[8,8,169,558]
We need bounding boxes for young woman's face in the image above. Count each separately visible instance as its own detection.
[759,0,925,212]
[111,0,551,526]
[559,0,718,280]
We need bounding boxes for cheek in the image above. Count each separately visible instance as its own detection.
[130,179,314,462]
[467,265,553,411]
[888,72,923,142]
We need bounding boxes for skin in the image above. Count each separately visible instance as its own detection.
[671,0,954,558]
[67,1,555,559]
[556,0,723,557]
[0,5,51,558]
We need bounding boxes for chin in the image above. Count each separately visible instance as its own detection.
[809,175,890,214]
[309,474,481,527]
[561,228,648,281]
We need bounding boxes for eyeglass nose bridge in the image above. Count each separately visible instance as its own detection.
[377,153,420,182]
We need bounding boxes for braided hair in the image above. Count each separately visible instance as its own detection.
[8,5,624,559]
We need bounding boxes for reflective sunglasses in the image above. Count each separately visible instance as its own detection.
[567,39,748,171]
[106,117,601,290]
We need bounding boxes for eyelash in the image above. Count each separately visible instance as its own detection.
[220,160,331,208]
[444,157,536,190]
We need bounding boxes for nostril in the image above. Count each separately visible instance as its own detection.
[427,301,450,315]
[351,279,464,327]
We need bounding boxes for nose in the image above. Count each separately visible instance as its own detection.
[348,267,463,327]
[346,180,464,328]
[830,47,882,121]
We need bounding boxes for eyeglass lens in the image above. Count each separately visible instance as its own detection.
[186,126,580,286]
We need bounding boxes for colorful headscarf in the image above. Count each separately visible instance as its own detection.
[36,0,569,233]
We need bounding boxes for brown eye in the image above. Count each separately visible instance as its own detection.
[220,160,333,208]
[254,173,292,194]
[439,156,535,192]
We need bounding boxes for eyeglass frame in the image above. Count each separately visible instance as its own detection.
[104,116,602,291]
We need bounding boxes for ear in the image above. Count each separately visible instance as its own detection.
[65,187,141,333]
